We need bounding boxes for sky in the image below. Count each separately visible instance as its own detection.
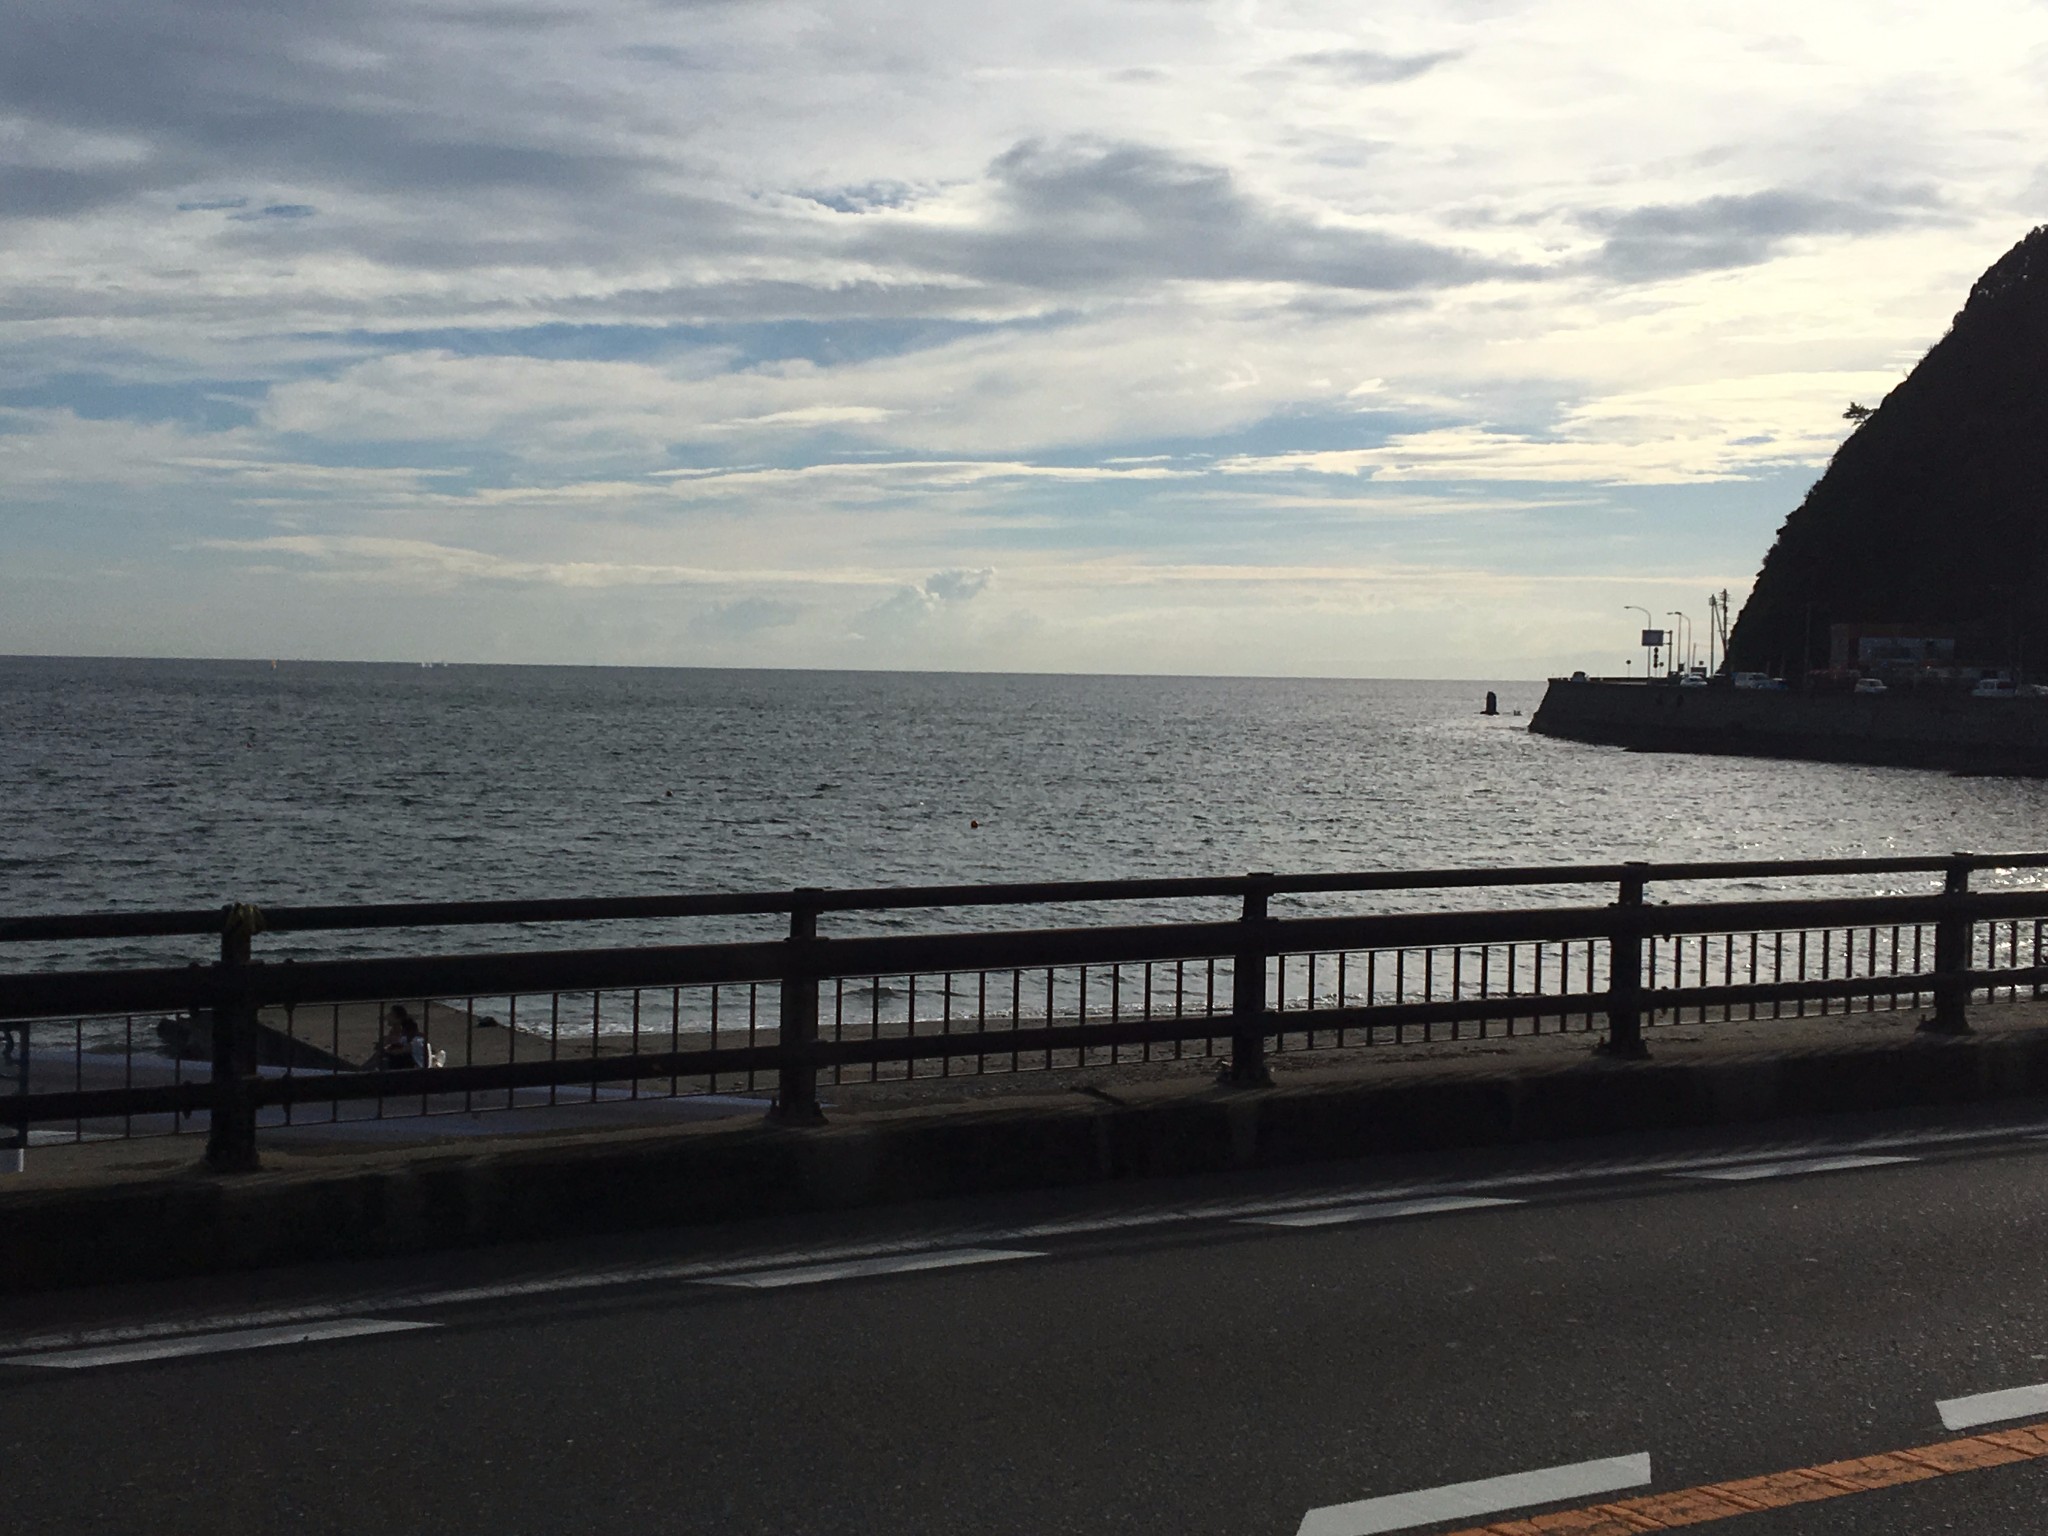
[4,0,2046,678]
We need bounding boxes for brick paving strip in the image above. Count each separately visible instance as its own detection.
[1445,1421,2048,1534]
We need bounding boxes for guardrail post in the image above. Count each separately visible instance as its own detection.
[1599,863,1650,1059]
[1223,874,1276,1087]
[1921,852,1975,1035]
[3,1017,26,1175]
[769,891,826,1125]
[204,903,264,1172]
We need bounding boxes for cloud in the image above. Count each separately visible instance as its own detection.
[1214,366,1895,485]
[228,202,317,221]
[9,0,2048,675]
[854,137,1516,294]
[1589,188,1942,280]
[1281,48,1460,84]
[726,404,893,427]
[857,566,996,633]
[1219,430,1755,485]
[923,566,993,602]
[4,0,635,200]
[688,595,803,637]
[656,458,1194,497]
[802,181,923,214]
[199,533,903,590]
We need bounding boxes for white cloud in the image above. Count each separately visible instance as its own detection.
[7,0,2048,671]
[196,534,899,590]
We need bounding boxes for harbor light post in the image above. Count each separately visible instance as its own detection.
[1668,612,1692,679]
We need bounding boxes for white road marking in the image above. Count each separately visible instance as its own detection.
[1296,1452,1653,1536]
[1674,1153,1916,1182]
[1239,1195,1523,1228]
[1,1318,436,1370]
[1938,1382,2048,1430]
[697,1246,1042,1289]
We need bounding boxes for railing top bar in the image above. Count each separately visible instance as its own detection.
[9,851,2048,943]
[1637,856,1957,881]
[1266,865,1631,894]
[800,875,1251,911]
[0,910,227,942]
[263,892,796,931]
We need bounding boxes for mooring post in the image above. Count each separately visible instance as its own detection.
[1923,852,1975,1035]
[1599,862,1650,1059]
[204,903,263,1172]
[1224,873,1276,1087]
[769,890,826,1125]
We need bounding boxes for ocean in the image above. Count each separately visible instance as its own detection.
[7,656,2048,973]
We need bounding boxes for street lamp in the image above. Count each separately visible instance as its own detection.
[1667,612,1692,679]
[1626,606,1656,681]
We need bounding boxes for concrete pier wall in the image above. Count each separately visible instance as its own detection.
[1530,679,2048,774]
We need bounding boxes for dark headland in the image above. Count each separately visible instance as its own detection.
[1534,224,2048,774]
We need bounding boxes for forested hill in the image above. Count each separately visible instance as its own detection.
[1726,225,2048,674]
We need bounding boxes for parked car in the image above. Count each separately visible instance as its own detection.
[1853,677,1887,694]
[1972,678,2018,698]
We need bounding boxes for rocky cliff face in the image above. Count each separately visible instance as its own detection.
[1726,225,2048,674]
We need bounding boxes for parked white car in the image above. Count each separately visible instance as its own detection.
[1853,677,1887,694]
[1972,678,2018,699]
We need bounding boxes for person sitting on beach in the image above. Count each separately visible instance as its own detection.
[372,1006,425,1070]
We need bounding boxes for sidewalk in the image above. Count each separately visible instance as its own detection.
[6,1002,2048,1291]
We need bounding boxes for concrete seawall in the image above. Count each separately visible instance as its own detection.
[8,1014,2048,1292]
[1530,678,2048,774]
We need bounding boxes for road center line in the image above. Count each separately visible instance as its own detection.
[1297,1452,1652,1536]
[1,1318,436,1370]
[1432,1421,2048,1534]
[1674,1153,1916,1182]
[695,1246,1043,1289]
[1939,1382,2048,1430]
[1241,1195,1523,1229]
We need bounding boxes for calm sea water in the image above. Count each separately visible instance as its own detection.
[7,656,2048,970]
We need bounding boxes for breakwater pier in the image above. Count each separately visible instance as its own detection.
[1532,676,2048,774]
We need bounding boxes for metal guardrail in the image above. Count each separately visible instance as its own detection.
[5,853,2048,1171]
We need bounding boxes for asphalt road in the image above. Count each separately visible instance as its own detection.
[11,1105,2048,1534]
